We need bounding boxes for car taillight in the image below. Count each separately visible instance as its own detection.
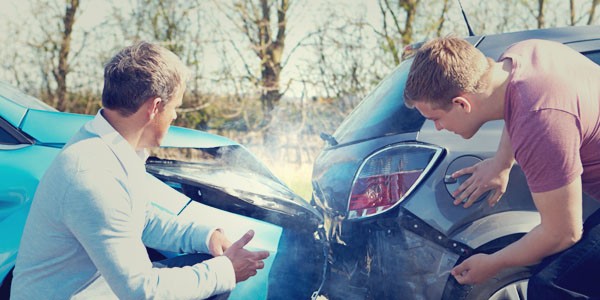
[347,144,442,220]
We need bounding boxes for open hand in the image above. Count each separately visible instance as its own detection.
[224,230,270,283]
[452,157,511,208]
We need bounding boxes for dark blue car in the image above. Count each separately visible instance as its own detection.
[312,25,600,300]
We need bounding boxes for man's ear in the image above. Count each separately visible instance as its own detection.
[146,97,162,119]
[452,96,472,113]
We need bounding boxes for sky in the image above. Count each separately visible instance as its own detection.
[0,0,538,98]
[0,0,383,38]
[0,0,392,97]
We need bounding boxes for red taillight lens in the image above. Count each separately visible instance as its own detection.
[347,144,442,220]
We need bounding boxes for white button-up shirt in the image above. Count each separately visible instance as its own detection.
[12,111,235,299]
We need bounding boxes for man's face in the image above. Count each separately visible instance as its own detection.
[144,83,185,147]
[414,100,479,139]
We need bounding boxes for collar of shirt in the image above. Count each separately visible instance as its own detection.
[84,109,149,178]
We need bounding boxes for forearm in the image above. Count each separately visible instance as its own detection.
[491,223,577,269]
[495,126,515,168]
[143,206,214,254]
[492,179,583,268]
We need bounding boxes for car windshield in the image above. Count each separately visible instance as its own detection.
[0,81,57,111]
[332,59,424,145]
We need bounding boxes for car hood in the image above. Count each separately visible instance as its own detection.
[146,147,323,227]
[20,109,237,148]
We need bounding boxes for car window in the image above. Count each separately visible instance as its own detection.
[332,59,425,145]
[0,118,20,145]
[0,81,57,111]
[584,50,600,66]
[0,128,18,145]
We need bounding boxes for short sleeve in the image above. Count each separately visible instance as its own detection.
[509,109,583,193]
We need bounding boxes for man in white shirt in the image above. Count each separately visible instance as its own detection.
[11,41,269,299]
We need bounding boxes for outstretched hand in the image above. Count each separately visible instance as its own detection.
[451,157,512,208]
[224,230,270,283]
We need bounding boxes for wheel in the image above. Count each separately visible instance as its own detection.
[488,279,528,300]
[442,234,533,300]
[442,263,532,300]
[469,267,530,300]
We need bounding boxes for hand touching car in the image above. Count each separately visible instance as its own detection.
[451,157,512,208]
[451,253,503,285]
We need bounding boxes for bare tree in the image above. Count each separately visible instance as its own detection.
[25,0,81,111]
[538,0,546,28]
[571,0,576,25]
[218,0,291,114]
[55,0,79,111]
[375,0,418,65]
[562,0,598,26]
[588,0,600,24]
[372,0,452,66]
[112,0,225,129]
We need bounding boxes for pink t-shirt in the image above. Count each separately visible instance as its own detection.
[501,39,600,200]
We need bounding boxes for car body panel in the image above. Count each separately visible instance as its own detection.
[147,175,282,300]
[0,95,28,128]
[20,109,239,149]
[0,145,62,282]
[406,119,538,236]
[20,110,92,144]
[312,132,419,217]
[148,157,326,299]
[0,204,29,284]
[178,203,281,300]
[450,211,540,249]
[161,126,238,149]
[475,25,600,60]
[0,80,57,127]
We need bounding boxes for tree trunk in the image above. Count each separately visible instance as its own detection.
[589,0,600,24]
[230,0,289,113]
[537,0,545,28]
[257,0,287,113]
[570,0,576,25]
[54,0,79,111]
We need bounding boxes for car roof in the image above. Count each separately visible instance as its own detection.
[475,25,600,59]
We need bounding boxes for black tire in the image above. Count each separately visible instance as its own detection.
[443,266,531,300]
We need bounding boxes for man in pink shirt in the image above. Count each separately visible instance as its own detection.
[404,36,600,298]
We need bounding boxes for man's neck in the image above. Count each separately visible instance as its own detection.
[101,109,145,150]
[477,59,513,121]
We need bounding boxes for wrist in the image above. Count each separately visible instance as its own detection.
[493,155,514,170]
[489,250,512,270]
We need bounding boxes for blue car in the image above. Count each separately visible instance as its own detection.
[0,81,326,299]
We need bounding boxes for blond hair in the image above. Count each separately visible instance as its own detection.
[404,36,491,110]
